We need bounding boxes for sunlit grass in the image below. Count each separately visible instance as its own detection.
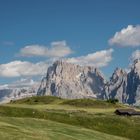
[0,117,127,140]
[0,96,140,140]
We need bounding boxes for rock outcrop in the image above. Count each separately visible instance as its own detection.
[126,59,140,105]
[1,59,140,105]
[37,61,105,99]
[104,68,128,103]
[105,59,140,105]
[38,59,140,105]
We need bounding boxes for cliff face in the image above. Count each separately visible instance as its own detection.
[0,59,140,105]
[126,59,140,105]
[104,68,128,103]
[38,60,140,105]
[37,61,105,99]
[105,59,140,105]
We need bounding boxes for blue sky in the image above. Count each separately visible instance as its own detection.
[0,0,140,84]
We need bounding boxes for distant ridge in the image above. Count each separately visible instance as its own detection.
[0,59,140,105]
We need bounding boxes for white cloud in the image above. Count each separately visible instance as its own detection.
[65,48,114,68]
[0,78,38,89]
[131,50,140,61]
[10,78,34,87]
[8,78,39,88]
[0,45,113,78]
[0,61,48,77]
[19,40,73,58]
[109,25,140,47]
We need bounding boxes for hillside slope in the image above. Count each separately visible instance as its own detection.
[1,96,140,140]
[0,117,127,140]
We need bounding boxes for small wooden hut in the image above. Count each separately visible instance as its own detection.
[115,109,140,116]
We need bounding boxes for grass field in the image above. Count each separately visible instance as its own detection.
[0,96,139,140]
[0,117,127,140]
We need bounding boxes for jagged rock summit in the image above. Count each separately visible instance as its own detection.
[37,60,105,99]
[127,59,140,105]
[37,59,140,105]
[104,68,128,103]
[105,59,140,105]
[0,59,140,105]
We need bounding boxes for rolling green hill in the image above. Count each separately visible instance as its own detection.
[0,117,127,140]
[0,96,140,140]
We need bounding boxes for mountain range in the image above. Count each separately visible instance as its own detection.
[0,79,39,103]
[0,59,140,105]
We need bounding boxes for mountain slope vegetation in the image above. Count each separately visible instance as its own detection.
[0,96,139,140]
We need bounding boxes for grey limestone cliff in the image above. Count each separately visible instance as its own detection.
[105,59,140,105]
[37,61,105,99]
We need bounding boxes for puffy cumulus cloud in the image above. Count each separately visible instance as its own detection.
[65,49,114,68]
[19,40,73,58]
[109,25,140,47]
[0,61,48,77]
[131,50,140,61]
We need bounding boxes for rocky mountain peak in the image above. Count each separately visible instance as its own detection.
[1,59,140,105]
[111,68,126,82]
[0,79,39,104]
[37,60,105,99]
[105,59,140,105]
[114,67,126,75]
[131,59,140,75]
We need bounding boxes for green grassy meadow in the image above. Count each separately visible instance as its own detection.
[0,96,139,140]
[0,117,127,140]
